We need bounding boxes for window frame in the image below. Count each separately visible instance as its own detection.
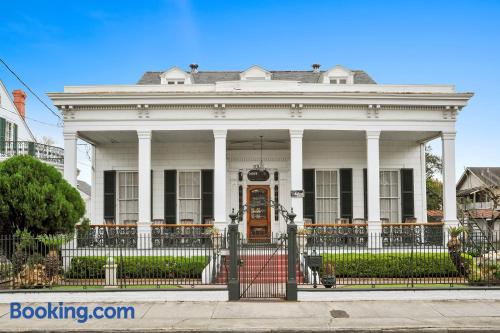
[116,171,139,224]
[177,170,202,224]
[314,169,340,224]
[5,121,14,141]
[329,77,348,85]
[379,169,401,223]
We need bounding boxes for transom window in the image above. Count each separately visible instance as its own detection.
[380,170,399,222]
[118,172,138,224]
[315,170,339,223]
[329,77,348,84]
[178,171,201,224]
[167,80,184,85]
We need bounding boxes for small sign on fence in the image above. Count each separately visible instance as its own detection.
[290,190,304,198]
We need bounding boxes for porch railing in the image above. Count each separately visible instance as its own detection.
[151,224,221,248]
[381,223,444,247]
[0,141,64,165]
[76,224,138,248]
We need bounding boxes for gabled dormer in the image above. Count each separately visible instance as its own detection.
[321,65,354,84]
[240,65,272,81]
[160,66,192,85]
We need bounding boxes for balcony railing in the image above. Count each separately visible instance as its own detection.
[381,223,444,247]
[76,224,138,248]
[151,224,216,248]
[0,141,64,165]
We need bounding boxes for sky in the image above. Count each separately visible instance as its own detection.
[0,0,499,184]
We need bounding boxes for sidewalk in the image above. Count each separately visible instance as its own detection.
[2,298,500,332]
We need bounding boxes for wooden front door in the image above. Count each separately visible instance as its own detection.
[247,185,271,242]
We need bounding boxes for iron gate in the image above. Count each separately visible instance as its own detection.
[227,200,298,301]
[238,234,288,299]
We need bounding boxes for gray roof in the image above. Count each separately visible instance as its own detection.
[137,69,376,85]
[468,167,500,187]
[77,180,91,196]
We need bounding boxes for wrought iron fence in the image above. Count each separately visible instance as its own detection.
[299,228,500,289]
[76,224,138,248]
[0,141,64,164]
[0,233,226,290]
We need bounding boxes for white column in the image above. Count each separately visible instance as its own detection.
[213,129,227,229]
[137,130,152,244]
[420,143,428,222]
[63,132,78,187]
[442,132,458,228]
[290,129,304,226]
[366,131,381,245]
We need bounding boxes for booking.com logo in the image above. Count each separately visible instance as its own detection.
[10,302,135,324]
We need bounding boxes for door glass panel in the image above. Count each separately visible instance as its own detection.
[250,189,267,219]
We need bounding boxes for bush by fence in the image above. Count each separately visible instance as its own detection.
[321,252,473,278]
[67,256,209,279]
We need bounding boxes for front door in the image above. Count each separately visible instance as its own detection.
[247,185,271,242]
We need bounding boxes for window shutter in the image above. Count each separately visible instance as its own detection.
[340,168,353,222]
[401,169,415,222]
[0,117,5,152]
[363,168,368,220]
[103,170,116,220]
[201,169,214,224]
[303,169,315,223]
[13,124,18,153]
[164,170,177,224]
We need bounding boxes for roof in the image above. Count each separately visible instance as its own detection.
[77,180,91,196]
[468,167,500,187]
[0,80,36,142]
[137,69,376,85]
[427,210,443,218]
[457,186,484,197]
[466,209,500,220]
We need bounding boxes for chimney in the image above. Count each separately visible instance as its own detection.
[12,89,27,119]
[312,64,321,73]
[189,63,199,73]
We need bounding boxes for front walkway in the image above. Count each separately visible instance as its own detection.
[2,294,500,331]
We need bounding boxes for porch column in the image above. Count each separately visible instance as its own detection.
[442,132,458,228]
[366,131,381,246]
[63,132,78,187]
[290,129,304,226]
[213,129,227,229]
[137,130,152,247]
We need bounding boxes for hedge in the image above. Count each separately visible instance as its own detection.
[67,256,209,279]
[321,252,473,278]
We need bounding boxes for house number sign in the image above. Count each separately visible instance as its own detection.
[247,169,270,181]
[290,190,304,198]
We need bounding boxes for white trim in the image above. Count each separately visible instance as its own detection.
[177,170,202,224]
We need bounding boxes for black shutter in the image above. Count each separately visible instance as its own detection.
[151,170,153,220]
[201,169,214,224]
[164,170,177,224]
[303,169,315,223]
[340,169,353,222]
[0,117,5,152]
[401,168,415,222]
[363,168,368,220]
[103,170,116,220]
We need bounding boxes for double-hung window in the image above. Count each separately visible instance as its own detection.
[380,170,399,222]
[315,170,339,223]
[178,171,201,224]
[118,172,138,223]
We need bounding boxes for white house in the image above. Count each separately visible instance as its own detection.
[48,64,473,243]
[0,80,64,170]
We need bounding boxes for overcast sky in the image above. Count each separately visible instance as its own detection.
[1,0,499,184]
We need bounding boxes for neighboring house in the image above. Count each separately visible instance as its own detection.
[77,179,91,219]
[457,167,500,229]
[48,64,473,243]
[0,80,64,170]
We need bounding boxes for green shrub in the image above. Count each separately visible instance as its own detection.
[321,252,473,278]
[67,256,209,279]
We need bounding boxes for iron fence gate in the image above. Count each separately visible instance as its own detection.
[238,234,288,299]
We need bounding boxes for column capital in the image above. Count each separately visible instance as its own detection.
[441,132,456,140]
[213,129,227,139]
[289,129,304,139]
[365,130,381,140]
[137,130,152,140]
[63,132,78,140]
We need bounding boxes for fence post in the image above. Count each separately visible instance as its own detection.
[286,210,298,301]
[228,211,240,301]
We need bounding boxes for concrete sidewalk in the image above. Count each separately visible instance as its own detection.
[1,299,500,332]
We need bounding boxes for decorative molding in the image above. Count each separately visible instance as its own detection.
[365,130,381,140]
[60,105,75,120]
[137,104,150,119]
[442,106,459,120]
[367,104,381,119]
[137,129,152,140]
[289,129,304,138]
[290,104,303,118]
[213,104,226,118]
[441,132,456,140]
[213,129,228,139]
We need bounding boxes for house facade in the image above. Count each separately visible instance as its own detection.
[48,64,473,244]
[0,80,64,170]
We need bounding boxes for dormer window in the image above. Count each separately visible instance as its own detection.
[322,65,354,84]
[160,67,191,85]
[240,65,272,81]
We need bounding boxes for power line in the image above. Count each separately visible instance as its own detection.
[0,57,62,121]
[0,106,61,128]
